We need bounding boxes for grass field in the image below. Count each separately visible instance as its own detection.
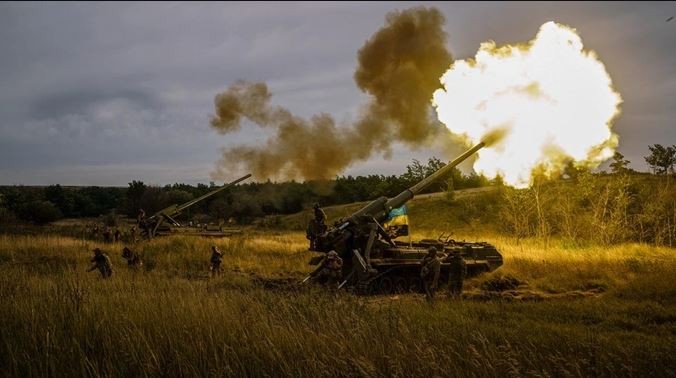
[0,230,674,377]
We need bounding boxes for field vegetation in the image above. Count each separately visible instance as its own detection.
[1,228,674,377]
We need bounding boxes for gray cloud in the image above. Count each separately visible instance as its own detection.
[0,1,674,185]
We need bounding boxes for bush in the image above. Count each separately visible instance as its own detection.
[17,201,62,224]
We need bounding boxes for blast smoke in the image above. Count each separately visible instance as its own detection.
[210,7,453,180]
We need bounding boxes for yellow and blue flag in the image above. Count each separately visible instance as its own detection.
[383,205,409,236]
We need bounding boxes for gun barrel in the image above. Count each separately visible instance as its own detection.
[408,141,485,195]
[175,174,252,213]
[346,141,485,224]
[385,141,485,211]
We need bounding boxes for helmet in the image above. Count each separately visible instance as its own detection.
[313,203,320,209]
[428,246,437,256]
[327,250,338,258]
[93,248,102,255]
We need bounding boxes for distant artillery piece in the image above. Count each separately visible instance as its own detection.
[139,174,251,239]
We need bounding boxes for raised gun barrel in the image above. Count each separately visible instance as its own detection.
[143,174,252,237]
[174,174,252,214]
[347,141,486,224]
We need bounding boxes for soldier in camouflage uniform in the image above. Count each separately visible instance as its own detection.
[87,248,113,278]
[121,246,143,269]
[137,209,149,237]
[310,250,343,288]
[306,203,328,250]
[114,228,122,242]
[447,249,467,298]
[420,247,441,302]
[313,203,327,228]
[209,246,223,276]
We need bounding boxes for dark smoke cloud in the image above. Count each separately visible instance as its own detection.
[210,7,453,180]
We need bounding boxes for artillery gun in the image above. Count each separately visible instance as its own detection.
[139,174,251,239]
[309,142,503,294]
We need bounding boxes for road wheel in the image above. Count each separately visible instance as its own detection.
[379,276,394,295]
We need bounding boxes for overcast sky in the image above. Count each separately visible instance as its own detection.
[0,1,674,186]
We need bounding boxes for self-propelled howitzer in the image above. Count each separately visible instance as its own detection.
[310,141,503,294]
[141,174,251,238]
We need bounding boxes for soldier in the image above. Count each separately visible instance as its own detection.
[448,249,468,298]
[121,246,143,269]
[102,227,113,243]
[420,247,441,302]
[87,248,113,278]
[92,225,100,239]
[313,203,327,231]
[129,226,137,243]
[137,209,146,224]
[209,246,223,276]
[309,250,343,288]
[306,203,328,250]
[137,209,149,236]
[114,228,122,243]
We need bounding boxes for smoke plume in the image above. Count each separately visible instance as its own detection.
[210,7,453,180]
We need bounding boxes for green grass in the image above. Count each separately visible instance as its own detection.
[0,232,674,377]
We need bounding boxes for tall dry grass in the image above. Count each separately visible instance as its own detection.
[0,233,674,377]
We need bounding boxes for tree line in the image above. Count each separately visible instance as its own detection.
[0,157,490,226]
[446,148,676,246]
[1,144,673,233]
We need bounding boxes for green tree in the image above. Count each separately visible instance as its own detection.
[45,184,75,216]
[644,144,676,174]
[126,180,147,216]
[610,152,631,174]
[18,201,62,224]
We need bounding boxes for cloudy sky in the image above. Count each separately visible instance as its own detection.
[1,1,674,186]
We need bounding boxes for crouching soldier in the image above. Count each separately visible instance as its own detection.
[447,249,467,298]
[420,247,441,302]
[88,248,113,278]
[121,246,143,269]
[309,250,343,288]
[209,246,223,276]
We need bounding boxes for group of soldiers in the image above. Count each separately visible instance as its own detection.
[87,244,223,279]
[87,245,223,278]
[89,201,467,301]
[87,245,143,278]
[90,225,137,243]
[420,246,467,301]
